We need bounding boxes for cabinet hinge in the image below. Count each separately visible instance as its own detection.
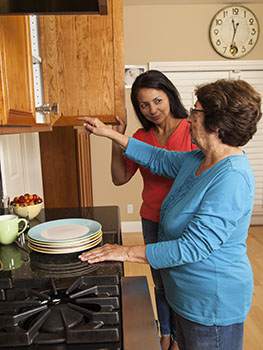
[36,103,59,115]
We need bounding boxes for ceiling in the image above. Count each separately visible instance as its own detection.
[124,0,263,5]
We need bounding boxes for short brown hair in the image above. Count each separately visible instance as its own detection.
[195,79,262,146]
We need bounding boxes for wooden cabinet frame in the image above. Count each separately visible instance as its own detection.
[39,126,93,208]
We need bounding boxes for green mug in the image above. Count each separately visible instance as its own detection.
[0,214,27,245]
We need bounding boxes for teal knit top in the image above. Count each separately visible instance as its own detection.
[124,137,254,326]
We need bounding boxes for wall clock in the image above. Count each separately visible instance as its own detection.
[209,5,259,59]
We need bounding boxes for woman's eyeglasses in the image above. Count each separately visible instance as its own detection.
[190,108,205,114]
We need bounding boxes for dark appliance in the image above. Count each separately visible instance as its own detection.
[0,0,108,15]
[0,206,160,350]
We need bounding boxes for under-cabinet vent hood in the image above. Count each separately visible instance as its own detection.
[0,0,108,15]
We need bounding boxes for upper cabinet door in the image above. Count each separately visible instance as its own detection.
[0,16,36,125]
[40,0,125,126]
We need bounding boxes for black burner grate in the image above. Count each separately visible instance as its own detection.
[0,275,121,348]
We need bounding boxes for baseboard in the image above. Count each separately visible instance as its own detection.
[121,221,142,233]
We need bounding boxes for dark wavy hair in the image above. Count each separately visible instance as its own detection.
[131,70,188,130]
[195,79,262,147]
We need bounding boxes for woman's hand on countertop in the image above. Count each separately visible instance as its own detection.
[79,243,148,264]
[79,244,129,263]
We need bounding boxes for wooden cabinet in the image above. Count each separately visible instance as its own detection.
[0,0,125,133]
[0,16,51,134]
[40,0,125,126]
[39,0,125,208]
[0,0,125,207]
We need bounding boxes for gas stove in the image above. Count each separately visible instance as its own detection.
[0,275,121,349]
[0,206,160,350]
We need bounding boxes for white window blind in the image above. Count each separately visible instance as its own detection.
[149,61,263,224]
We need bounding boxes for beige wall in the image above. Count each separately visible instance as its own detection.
[90,3,263,223]
[124,4,263,63]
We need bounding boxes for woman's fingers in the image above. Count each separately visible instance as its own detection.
[79,244,129,264]
[78,117,109,136]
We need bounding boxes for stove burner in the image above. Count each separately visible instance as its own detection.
[27,290,84,333]
[0,275,120,347]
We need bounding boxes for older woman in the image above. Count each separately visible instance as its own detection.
[78,79,262,350]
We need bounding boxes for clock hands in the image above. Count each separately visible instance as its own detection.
[230,19,239,56]
[210,6,259,59]
[231,19,239,41]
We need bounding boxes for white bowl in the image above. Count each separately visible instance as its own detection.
[13,202,43,220]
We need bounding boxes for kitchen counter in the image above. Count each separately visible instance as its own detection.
[0,206,123,282]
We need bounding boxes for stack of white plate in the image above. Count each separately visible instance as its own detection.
[27,218,102,254]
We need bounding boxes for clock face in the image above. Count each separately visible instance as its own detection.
[209,6,259,59]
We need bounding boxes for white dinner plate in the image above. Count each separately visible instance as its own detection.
[28,218,102,243]
[40,224,90,241]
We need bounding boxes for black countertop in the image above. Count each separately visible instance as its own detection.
[0,206,123,286]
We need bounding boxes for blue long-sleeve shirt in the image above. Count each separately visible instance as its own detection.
[124,137,254,326]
